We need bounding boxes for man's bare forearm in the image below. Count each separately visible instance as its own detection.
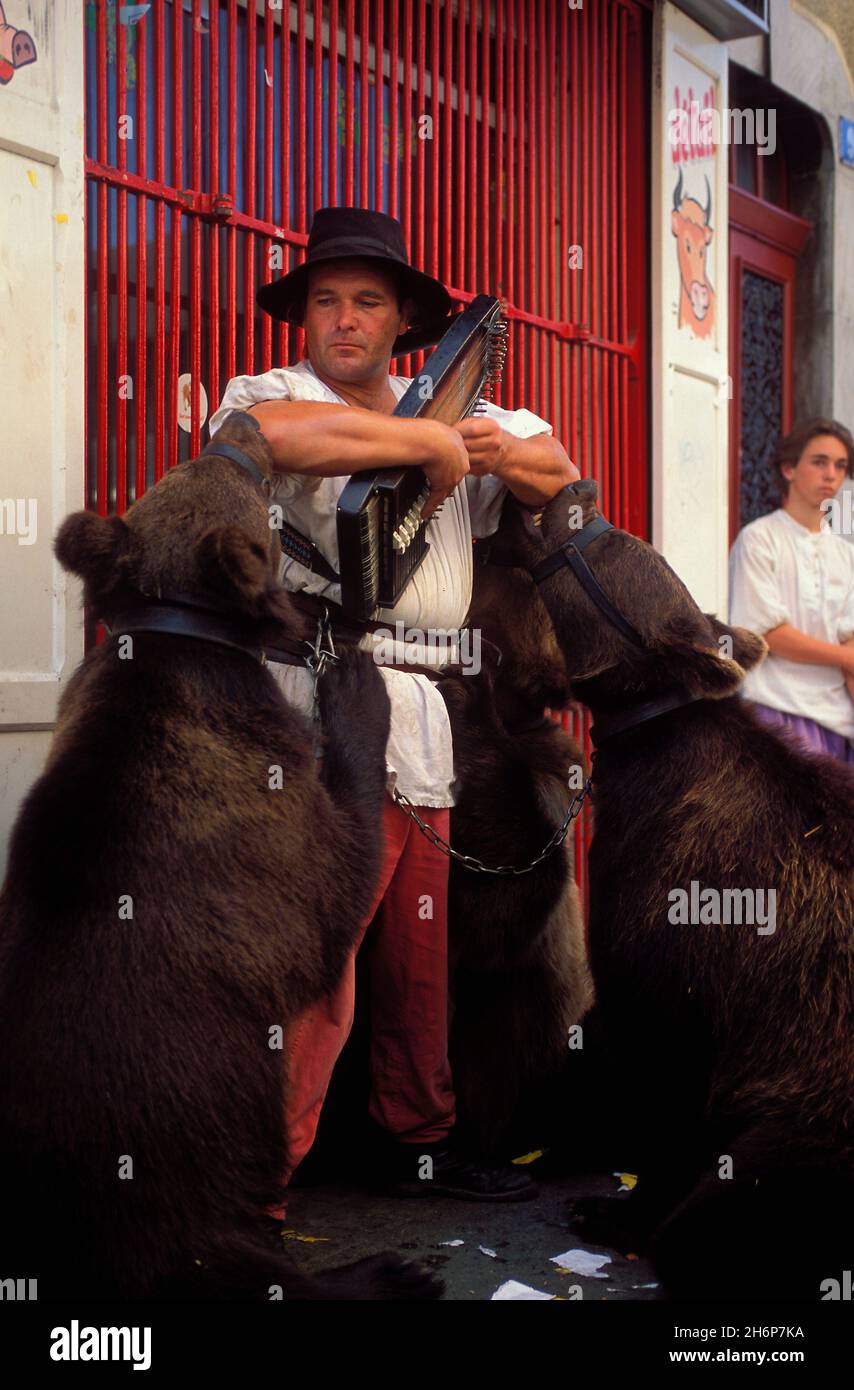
[497,432,578,506]
[246,399,443,476]
[764,623,849,669]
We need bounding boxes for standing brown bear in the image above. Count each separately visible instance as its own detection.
[0,412,440,1301]
[496,479,854,1301]
[439,559,593,1155]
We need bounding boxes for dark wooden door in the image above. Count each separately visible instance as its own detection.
[728,186,811,543]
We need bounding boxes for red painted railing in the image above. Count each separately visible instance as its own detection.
[83,0,651,900]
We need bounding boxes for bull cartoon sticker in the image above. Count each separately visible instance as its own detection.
[671,169,715,340]
[0,2,37,85]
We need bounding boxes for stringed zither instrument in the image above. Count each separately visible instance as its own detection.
[335,293,508,620]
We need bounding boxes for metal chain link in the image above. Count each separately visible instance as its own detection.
[391,775,593,875]
[306,604,592,868]
[305,607,339,756]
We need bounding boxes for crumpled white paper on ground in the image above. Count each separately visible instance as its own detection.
[491,1279,554,1300]
[550,1248,612,1278]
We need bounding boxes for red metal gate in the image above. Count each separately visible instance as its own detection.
[84,0,651,896]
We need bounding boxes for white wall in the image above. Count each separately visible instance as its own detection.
[0,0,85,878]
[652,2,731,617]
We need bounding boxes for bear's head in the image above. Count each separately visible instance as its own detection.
[55,411,295,631]
[468,558,570,723]
[494,480,767,709]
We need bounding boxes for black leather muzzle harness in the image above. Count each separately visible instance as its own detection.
[101,436,315,669]
[527,492,702,747]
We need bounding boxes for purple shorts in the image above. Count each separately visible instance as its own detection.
[750,702,854,766]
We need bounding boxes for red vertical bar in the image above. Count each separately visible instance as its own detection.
[96,0,108,516]
[209,0,221,410]
[536,0,546,422]
[135,17,148,499]
[620,6,630,532]
[596,0,606,510]
[153,0,166,482]
[297,0,307,225]
[596,0,607,517]
[190,0,202,456]
[504,0,513,312]
[314,0,323,209]
[564,2,573,454]
[525,0,535,413]
[374,0,384,208]
[455,0,465,292]
[388,0,398,217]
[506,0,517,405]
[168,0,184,471]
[493,0,504,389]
[442,0,452,287]
[479,0,489,293]
[245,1,257,374]
[278,3,292,364]
[466,0,476,291]
[545,0,556,438]
[402,0,413,248]
[517,0,525,408]
[295,0,308,364]
[226,0,238,384]
[344,0,355,204]
[260,0,274,373]
[329,0,339,204]
[570,4,575,455]
[116,14,128,512]
[400,0,414,380]
[580,0,589,484]
[359,0,369,206]
[83,2,89,522]
[429,0,440,282]
[608,1,619,524]
[414,1,426,269]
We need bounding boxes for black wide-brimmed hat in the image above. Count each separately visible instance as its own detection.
[256,206,458,356]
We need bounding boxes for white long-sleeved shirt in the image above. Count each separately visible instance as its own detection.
[728,507,854,740]
[209,359,554,805]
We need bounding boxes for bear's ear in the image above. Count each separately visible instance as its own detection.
[667,620,762,700]
[703,615,768,673]
[54,512,133,598]
[197,524,291,622]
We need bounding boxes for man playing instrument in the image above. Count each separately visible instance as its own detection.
[209,207,577,1203]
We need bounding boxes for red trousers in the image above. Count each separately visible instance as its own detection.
[269,796,456,1219]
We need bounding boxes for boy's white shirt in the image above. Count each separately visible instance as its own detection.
[209,359,554,806]
[728,506,854,740]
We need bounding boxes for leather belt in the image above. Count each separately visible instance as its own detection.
[283,589,467,679]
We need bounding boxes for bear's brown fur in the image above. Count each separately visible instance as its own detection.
[439,561,593,1154]
[496,480,854,1300]
[0,412,440,1300]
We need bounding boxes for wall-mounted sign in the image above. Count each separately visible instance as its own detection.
[177,374,208,433]
[840,117,854,169]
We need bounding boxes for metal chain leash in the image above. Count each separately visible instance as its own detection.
[391,775,593,875]
[305,607,339,756]
[305,607,592,870]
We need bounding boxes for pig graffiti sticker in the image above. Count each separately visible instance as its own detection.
[0,2,37,85]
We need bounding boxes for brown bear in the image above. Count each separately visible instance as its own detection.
[438,559,593,1155]
[495,479,854,1301]
[0,411,441,1301]
[282,558,594,1176]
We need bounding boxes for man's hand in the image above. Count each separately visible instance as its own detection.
[421,421,470,519]
[457,420,578,507]
[455,416,509,477]
[842,636,854,702]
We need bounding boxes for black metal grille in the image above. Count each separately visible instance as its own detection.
[738,269,784,527]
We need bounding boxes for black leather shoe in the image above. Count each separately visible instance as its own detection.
[386,1140,538,1202]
